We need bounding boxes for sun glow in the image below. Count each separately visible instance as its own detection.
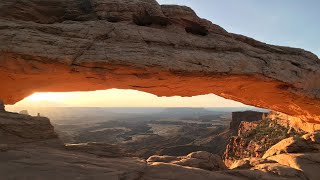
[25,92,67,102]
[11,89,248,107]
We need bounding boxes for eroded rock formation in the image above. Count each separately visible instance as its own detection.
[230,111,266,135]
[1,107,319,179]
[0,0,319,124]
[224,115,304,164]
[0,110,60,146]
[267,111,320,133]
[147,151,227,171]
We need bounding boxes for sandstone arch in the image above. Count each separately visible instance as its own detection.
[0,0,319,124]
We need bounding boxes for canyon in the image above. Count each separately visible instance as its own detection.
[1,107,320,179]
[1,0,320,179]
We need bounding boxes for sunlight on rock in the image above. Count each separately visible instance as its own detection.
[9,89,248,108]
[0,0,319,179]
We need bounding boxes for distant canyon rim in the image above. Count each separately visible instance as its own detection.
[0,0,320,125]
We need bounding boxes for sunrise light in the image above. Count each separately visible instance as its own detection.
[25,92,67,102]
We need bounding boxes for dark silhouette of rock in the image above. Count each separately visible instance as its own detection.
[0,111,59,145]
[0,99,4,111]
[19,110,29,115]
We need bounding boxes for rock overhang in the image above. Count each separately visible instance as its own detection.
[0,0,319,124]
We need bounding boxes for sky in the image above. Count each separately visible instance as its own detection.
[10,1,319,107]
[158,0,319,57]
[11,90,247,107]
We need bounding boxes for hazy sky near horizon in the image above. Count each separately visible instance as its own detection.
[10,90,247,107]
[10,1,319,108]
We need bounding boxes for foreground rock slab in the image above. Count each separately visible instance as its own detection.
[147,151,227,171]
[267,153,320,180]
[263,133,320,159]
[0,0,319,123]
[0,145,311,180]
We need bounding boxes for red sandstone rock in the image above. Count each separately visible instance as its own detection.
[230,111,265,135]
[147,151,227,171]
[224,116,304,163]
[238,121,259,136]
[0,0,319,125]
[267,111,320,133]
[262,133,320,159]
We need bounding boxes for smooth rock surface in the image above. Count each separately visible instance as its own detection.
[0,0,319,124]
[65,142,128,157]
[1,145,301,180]
[267,153,320,180]
[230,157,277,169]
[263,133,320,159]
[147,151,227,171]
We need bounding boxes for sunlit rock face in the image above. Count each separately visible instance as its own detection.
[0,0,320,124]
[230,111,266,135]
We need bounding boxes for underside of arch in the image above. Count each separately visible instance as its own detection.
[0,0,319,124]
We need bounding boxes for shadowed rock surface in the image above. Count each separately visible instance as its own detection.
[0,0,320,125]
[0,111,59,145]
[0,99,5,111]
[65,142,128,157]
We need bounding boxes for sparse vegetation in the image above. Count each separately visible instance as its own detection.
[241,118,302,144]
[227,118,304,160]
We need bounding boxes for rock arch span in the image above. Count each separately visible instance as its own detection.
[0,0,319,123]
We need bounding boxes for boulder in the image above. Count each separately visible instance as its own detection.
[263,134,320,159]
[147,155,180,163]
[267,153,320,180]
[251,163,308,180]
[230,157,277,169]
[147,151,226,171]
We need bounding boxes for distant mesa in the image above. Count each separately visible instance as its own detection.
[19,110,29,115]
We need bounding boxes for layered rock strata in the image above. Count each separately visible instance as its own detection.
[0,0,319,124]
[230,111,266,135]
[0,110,60,148]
